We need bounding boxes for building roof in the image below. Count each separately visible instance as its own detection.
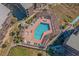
[0,4,10,29]
[66,34,79,51]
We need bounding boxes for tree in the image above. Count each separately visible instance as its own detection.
[18,24,21,29]
[9,32,15,36]
[2,44,7,48]
[37,53,42,56]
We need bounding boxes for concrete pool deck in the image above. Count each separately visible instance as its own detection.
[22,17,52,45]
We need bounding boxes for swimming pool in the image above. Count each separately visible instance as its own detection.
[34,23,49,40]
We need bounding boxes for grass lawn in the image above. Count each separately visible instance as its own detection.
[8,46,47,56]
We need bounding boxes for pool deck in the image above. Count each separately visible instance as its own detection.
[22,17,52,45]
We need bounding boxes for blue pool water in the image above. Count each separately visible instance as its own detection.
[34,23,49,40]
